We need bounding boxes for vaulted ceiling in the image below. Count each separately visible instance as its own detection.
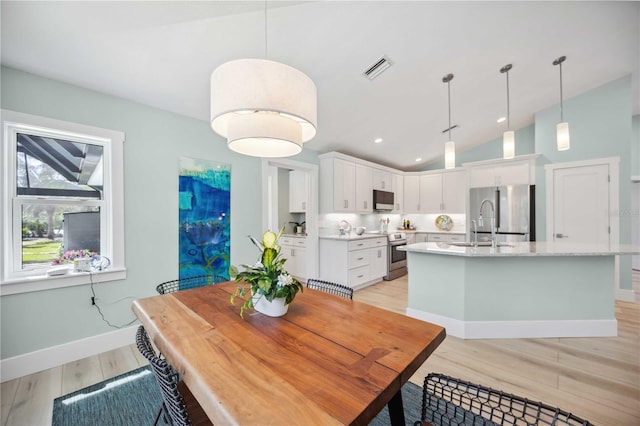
[2,1,638,170]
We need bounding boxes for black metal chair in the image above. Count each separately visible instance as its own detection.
[419,373,592,426]
[156,275,227,295]
[306,278,353,299]
[135,326,212,426]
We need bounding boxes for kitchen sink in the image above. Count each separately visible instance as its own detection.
[449,242,513,248]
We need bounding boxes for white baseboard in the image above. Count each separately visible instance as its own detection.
[0,325,138,383]
[615,288,636,302]
[406,308,618,339]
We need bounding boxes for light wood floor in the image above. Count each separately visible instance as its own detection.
[2,272,639,426]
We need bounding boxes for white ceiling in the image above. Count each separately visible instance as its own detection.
[2,1,638,171]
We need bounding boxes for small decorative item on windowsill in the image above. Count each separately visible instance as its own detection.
[51,249,97,272]
[230,227,303,318]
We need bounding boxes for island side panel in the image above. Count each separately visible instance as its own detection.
[406,252,465,319]
[464,256,616,321]
[406,251,617,339]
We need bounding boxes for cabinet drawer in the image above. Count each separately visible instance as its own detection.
[281,237,306,247]
[348,265,370,287]
[348,239,371,251]
[348,249,370,269]
[370,237,387,248]
[428,233,465,242]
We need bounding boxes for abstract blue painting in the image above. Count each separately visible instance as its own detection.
[178,158,230,281]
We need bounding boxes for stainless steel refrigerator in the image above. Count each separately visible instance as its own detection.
[469,185,535,242]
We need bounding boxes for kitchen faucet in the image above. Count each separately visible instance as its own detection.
[471,219,478,247]
[478,199,497,248]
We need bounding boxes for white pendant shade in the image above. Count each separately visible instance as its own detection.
[210,58,317,157]
[503,130,515,159]
[445,140,455,169]
[557,122,570,151]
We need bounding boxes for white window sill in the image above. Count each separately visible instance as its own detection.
[0,268,127,296]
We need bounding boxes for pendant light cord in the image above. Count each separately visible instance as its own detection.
[506,70,510,129]
[264,0,268,59]
[559,61,564,122]
[447,79,452,140]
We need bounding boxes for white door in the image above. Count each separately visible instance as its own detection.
[632,182,640,270]
[552,164,610,245]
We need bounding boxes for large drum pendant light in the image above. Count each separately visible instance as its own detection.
[443,73,455,170]
[553,56,570,151]
[210,3,317,157]
[500,64,515,159]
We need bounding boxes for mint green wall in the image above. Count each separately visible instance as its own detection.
[633,115,640,177]
[534,75,633,290]
[423,124,535,171]
[0,66,318,359]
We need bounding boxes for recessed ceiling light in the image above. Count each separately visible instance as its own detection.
[374,138,383,144]
[415,157,422,162]
[497,117,506,123]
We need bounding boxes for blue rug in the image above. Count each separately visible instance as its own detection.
[52,365,423,425]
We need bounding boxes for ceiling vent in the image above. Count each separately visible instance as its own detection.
[363,56,393,80]
[441,124,459,134]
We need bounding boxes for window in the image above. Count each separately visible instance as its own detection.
[1,110,125,294]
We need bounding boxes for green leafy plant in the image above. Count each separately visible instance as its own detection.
[230,227,303,317]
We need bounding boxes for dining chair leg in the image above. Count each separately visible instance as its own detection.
[387,389,405,426]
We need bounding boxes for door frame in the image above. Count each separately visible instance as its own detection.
[544,157,619,245]
[545,156,627,299]
[261,158,319,281]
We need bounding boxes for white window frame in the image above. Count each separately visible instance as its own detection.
[1,110,126,295]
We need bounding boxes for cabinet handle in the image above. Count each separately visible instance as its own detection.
[382,181,385,189]
[291,249,295,256]
[364,201,367,209]
[440,202,444,211]
[357,274,364,278]
[302,201,306,210]
[417,203,420,211]
[344,200,348,208]
[378,249,381,258]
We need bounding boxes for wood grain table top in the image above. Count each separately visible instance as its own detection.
[132,282,446,426]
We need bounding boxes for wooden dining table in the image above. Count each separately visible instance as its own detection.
[132,282,446,426]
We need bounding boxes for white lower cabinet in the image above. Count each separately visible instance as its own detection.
[319,237,388,289]
[426,233,465,243]
[280,236,307,281]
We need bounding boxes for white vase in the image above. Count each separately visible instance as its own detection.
[252,294,289,317]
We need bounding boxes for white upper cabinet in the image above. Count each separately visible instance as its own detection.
[419,174,442,213]
[411,170,466,214]
[372,169,393,191]
[442,170,466,213]
[355,164,373,213]
[392,173,404,213]
[403,175,420,213]
[289,170,308,213]
[320,152,399,213]
[320,157,356,212]
[465,155,538,188]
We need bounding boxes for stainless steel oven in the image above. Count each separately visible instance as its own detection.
[384,232,407,280]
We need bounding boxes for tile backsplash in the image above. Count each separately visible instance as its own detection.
[319,213,466,236]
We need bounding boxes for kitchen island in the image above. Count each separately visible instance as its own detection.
[401,242,640,339]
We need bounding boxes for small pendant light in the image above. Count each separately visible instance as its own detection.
[553,56,570,151]
[500,64,515,159]
[443,73,455,170]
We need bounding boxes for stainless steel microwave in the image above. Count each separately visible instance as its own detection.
[373,190,394,211]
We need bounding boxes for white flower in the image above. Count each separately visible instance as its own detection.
[277,273,293,287]
[253,261,264,269]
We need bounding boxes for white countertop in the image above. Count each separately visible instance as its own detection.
[319,233,389,241]
[400,241,640,257]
